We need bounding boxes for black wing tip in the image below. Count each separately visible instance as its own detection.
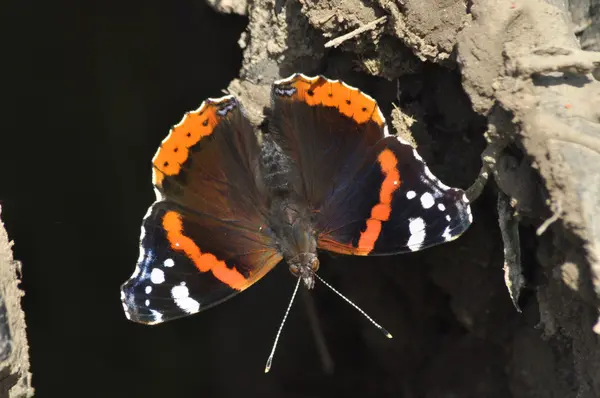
[120,295,165,326]
[120,280,163,326]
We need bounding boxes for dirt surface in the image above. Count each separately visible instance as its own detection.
[206,0,248,15]
[0,208,33,398]
[222,0,600,396]
[2,0,600,397]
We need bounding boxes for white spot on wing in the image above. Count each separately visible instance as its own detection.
[420,192,435,209]
[123,305,131,320]
[120,290,131,319]
[145,286,152,294]
[406,190,417,200]
[442,226,453,241]
[145,299,150,306]
[164,258,175,268]
[466,202,473,223]
[149,310,163,324]
[446,214,451,221]
[438,203,446,211]
[171,285,201,314]
[407,217,426,251]
[150,268,165,284]
[171,285,188,299]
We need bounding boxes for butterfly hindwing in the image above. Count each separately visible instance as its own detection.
[121,96,282,325]
[152,95,266,222]
[269,74,388,209]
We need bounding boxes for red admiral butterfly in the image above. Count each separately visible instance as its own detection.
[120,74,473,368]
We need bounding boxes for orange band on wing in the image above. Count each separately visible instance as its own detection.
[357,149,401,254]
[162,211,248,290]
[275,75,384,126]
[152,97,234,187]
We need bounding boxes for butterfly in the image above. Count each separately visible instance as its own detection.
[120,73,472,348]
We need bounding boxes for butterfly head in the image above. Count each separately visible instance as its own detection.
[288,253,319,289]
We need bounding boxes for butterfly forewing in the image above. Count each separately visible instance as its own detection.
[121,202,282,324]
[316,136,472,256]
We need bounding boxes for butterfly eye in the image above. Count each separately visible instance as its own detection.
[289,264,300,276]
[310,258,319,272]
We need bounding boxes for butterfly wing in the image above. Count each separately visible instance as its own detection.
[121,201,282,324]
[269,74,472,256]
[316,136,472,255]
[268,74,388,208]
[121,96,282,325]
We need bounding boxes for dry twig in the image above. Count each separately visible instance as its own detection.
[324,16,387,48]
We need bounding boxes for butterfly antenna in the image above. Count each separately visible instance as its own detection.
[313,272,393,339]
[265,276,302,373]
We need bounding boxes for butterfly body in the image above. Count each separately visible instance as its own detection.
[263,194,319,288]
[121,74,473,325]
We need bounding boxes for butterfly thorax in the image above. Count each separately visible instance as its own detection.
[267,196,319,289]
